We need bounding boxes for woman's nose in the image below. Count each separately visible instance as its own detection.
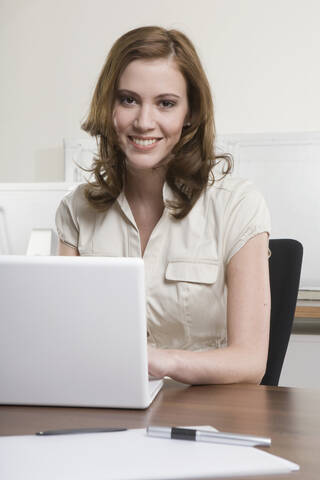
[133,104,155,131]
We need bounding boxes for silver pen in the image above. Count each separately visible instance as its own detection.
[146,426,271,447]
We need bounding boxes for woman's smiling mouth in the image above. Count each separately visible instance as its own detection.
[128,136,162,149]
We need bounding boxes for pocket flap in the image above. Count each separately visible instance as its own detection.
[165,259,218,284]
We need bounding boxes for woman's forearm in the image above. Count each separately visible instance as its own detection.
[149,345,267,385]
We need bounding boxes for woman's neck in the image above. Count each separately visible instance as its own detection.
[124,164,167,208]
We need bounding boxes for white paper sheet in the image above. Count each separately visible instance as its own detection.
[0,427,299,479]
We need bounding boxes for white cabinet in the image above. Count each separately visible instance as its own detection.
[0,183,73,254]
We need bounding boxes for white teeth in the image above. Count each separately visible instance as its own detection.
[131,137,158,146]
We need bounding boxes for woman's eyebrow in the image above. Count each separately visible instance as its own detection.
[157,93,181,99]
[117,89,181,99]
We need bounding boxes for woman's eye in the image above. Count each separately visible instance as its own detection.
[160,100,175,108]
[120,96,136,105]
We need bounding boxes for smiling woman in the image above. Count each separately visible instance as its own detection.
[79,26,231,218]
[55,26,271,386]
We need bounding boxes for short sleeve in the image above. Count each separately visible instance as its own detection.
[55,193,79,248]
[223,182,271,264]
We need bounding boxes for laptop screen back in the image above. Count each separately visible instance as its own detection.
[0,255,151,408]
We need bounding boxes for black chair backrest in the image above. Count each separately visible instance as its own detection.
[261,239,303,386]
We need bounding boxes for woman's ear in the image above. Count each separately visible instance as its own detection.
[112,110,118,130]
[183,111,192,128]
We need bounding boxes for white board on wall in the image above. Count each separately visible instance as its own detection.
[218,132,320,289]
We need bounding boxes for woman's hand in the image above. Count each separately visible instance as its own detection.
[148,345,175,379]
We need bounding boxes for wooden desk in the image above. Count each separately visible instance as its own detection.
[1,380,319,479]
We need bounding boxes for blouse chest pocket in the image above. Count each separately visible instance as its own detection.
[164,258,219,341]
[165,259,218,284]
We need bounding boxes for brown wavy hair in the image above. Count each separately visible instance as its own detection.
[81,26,232,219]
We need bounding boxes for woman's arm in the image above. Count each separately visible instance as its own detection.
[148,232,271,384]
[57,239,80,256]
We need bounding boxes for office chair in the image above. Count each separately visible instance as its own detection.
[260,239,303,386]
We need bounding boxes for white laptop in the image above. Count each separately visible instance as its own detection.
[0,255,163,409]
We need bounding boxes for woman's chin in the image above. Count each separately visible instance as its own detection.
[125,156,168,173]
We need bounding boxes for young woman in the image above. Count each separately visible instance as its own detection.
[56,26,271,385]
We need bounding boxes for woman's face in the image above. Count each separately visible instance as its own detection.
[113,57,190,171]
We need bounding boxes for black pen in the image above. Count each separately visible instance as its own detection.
[36,427,127,436]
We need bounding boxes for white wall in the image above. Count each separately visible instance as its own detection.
[1,0,320,181]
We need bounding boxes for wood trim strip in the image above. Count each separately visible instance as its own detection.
[295,305,320,318]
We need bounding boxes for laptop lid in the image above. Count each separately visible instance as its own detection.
[0,255,162,409]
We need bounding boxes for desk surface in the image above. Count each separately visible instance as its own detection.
[1,380,319,480]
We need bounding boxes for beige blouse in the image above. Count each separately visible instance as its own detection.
[55,175,271,352]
